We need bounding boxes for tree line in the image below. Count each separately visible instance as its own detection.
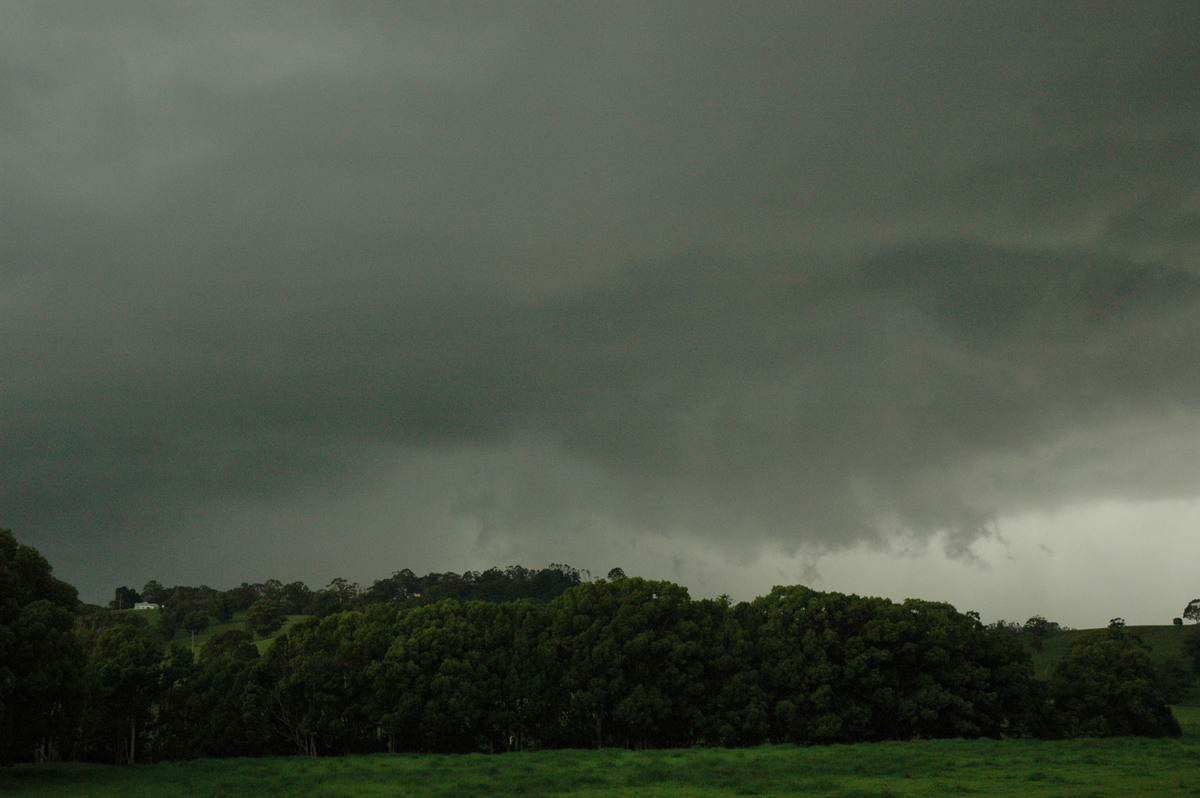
[105,563,592,641]
[0,528,1184,765]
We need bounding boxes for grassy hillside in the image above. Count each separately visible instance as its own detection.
[1029,625,1197,675]
[170,613,306,656]
[108,608,305,656]
[1027,624,1200,706]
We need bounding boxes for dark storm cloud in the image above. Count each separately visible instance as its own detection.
[7,239,1200,550]
[4,2,1200,596]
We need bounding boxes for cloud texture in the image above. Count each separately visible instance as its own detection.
[4,2,1200,621]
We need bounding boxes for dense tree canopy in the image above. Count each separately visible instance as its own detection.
[0,528,1189,764]
[0,528,85,764]
[84,625,169,763]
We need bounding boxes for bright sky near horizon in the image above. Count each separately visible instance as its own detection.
[4,2,1200,627]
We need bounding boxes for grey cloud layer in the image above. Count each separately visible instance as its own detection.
[7,241,1199,548]
[4,2,1200,594]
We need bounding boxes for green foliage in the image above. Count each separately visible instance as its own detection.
[155,632,263,760]
[182,611,211,634]
[82,624,168,763]
[252,606,398,756]
[745,587,1037,744]
[1182,626,1200,673]
[140,581,166,604]
[547,578,709,749]
[244,600,286,639]
[358,563,586,606]
[108,587,140,611]
[198,630,258,664]
[106,564,589,638]
[1021,615,1062,652]
[1048,627,1181,738]
[10,533,1198,767]
[376,600,518,752]
[163,578,1042,757]
[0,529,86,764]
[1027,623,1200,707]
[0,531,78,612]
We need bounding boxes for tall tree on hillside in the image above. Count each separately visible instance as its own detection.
[1049,627,1181,738]
[1022,615,1060,651]
[215,583,263,620]
[0,529,86,764]
[109,586,141,610]
[1182,599,1200,623]
[278,581,314,615]
[306,578,358,617]
[244,599,286,639]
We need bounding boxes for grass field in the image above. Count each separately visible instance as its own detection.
[5,718,1200,798]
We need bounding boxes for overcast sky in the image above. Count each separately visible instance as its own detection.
[4,2,1200,626]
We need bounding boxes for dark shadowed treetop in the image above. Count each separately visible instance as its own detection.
[0,528,78,618]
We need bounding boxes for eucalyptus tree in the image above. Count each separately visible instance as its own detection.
[547,577,708,749]
[375,599,508,752]
[155,631,263,759]
[253,605,398,756]
[744,586,1035,744]
[0,529,86,764]
[83,624,165,763]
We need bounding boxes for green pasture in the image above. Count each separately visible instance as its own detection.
[5,722,1200,798]
[112,608,303,656]
[180,614,304,656]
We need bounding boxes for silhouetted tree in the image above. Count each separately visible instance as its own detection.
[1022,615,1060,651]
[0,529,86,764]
[1182,599,1200,623]
[109,586,141,610]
